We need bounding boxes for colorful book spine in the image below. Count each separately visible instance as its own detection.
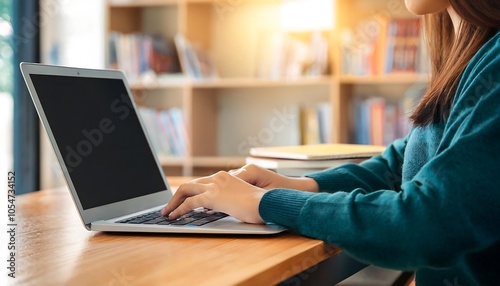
[107,32,181,80]
[353,97,413,146]
[341,17,423,76]
[138,107,189,158]
[300,102,332,145]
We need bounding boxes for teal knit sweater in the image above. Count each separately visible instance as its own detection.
[259,31,500,285]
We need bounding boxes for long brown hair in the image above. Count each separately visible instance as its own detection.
[410,0,500,126]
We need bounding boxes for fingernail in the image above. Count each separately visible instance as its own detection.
[160,208,167,216]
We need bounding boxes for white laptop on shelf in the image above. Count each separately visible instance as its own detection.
[20,62,285,235]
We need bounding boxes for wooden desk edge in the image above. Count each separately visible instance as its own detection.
[17,178,341,285]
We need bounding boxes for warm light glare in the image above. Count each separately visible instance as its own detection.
[280,0,334,31]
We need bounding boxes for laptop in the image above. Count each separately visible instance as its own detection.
[20,62,285,235]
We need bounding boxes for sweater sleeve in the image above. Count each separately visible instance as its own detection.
[259,35,500,270]
[305,134,408,193]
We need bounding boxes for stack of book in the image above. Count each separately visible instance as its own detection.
[247,144,386,176]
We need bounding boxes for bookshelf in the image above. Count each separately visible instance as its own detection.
[104,0,429,176]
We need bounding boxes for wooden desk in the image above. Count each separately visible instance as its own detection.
[15,177,346,285]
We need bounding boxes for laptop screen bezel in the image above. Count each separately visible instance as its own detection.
[20,62,173,229]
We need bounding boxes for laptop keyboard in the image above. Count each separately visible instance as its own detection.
[116,208,228,226]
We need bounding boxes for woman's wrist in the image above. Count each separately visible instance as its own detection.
[289,177,319,193]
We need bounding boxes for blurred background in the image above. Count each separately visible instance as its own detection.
[4,0,429,193]
[2,1,424,284]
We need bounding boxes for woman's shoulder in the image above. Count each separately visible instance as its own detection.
[478,31,500,56]
[456,31,500,96]
[450,31,500,124]
[465,31,500,74]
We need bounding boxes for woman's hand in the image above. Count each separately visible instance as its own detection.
[229,164,319,193]
[161,171,266,224]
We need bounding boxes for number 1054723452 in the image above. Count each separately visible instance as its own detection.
[7,171,15,223]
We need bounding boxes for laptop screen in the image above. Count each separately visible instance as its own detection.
[30,74,167,210]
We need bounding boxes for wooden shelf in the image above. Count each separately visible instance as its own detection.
[109,0,281,7]
[191,156,246,168]
[129,75,189,90]
[157,156,246,168]
[130,74,429,90]
[108,0,179,7]
[340,74,430,85]
[106,0,429,174]
[158,156,186,166]
[129,76,333,90]
[191,77,333,89]
[185,0,281,4]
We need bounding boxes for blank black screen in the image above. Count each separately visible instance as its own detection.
[30,74,167,209]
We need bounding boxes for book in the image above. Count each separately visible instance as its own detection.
[354,97,370,145]
[316,102,332,144]
[168,107,189,156]
[247,155,373,177]
[150,35,181,75]
[298,102,332,145]
[369,98,385,146]
[246,156,364,170]
[138,107,189,157]
[107,32,181,81]
[248,143,384,176]
[386,18,421,74]
[300,106,321,145]
[174,33,217,80]
[353,96,415,146]
[158,110,180,156]
[340,17,423,76]
[256,32,329,79]
[249,144,385,160]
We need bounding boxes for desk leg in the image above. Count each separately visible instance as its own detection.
[278,251,368,286]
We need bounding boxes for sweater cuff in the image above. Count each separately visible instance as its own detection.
[305,164,357,193]
[259,189,313,231]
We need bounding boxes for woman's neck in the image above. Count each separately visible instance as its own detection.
[447,6,462,35]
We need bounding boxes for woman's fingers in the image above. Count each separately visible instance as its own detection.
[166,195,207,220]
[161,182,212,216]
[161,171,266,224]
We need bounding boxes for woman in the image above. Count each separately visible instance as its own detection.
[162,0,500,284]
